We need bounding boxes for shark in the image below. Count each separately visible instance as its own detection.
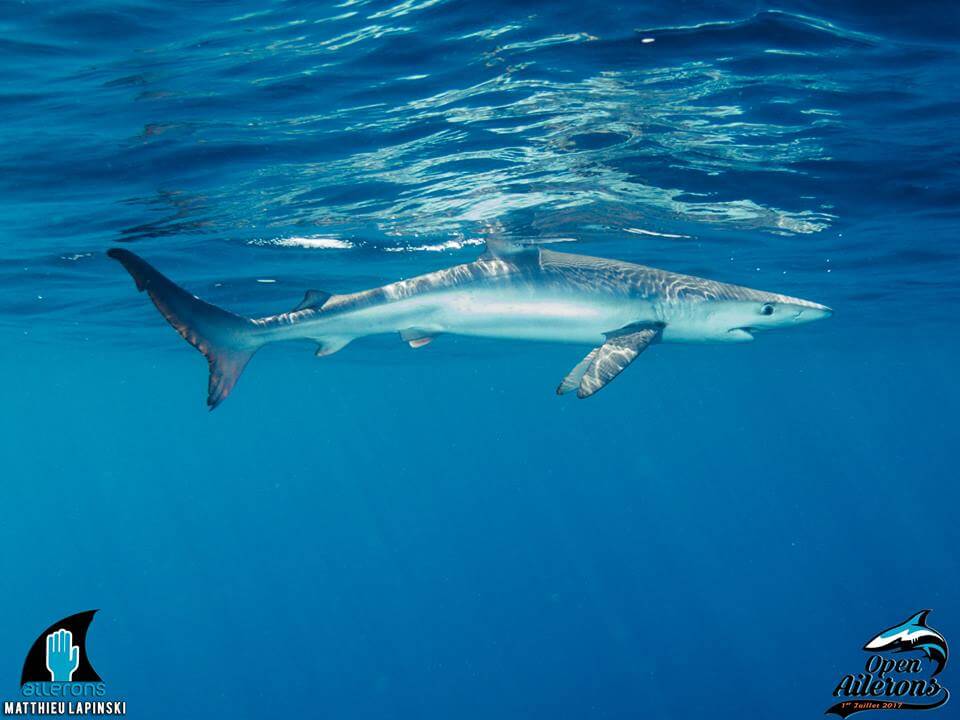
[864,610,949,676]
[108,240,832,409]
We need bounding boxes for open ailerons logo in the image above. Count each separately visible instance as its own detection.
[826,610,949,717]
[4,611,126,717]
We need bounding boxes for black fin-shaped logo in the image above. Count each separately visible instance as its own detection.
[20,610,101,685]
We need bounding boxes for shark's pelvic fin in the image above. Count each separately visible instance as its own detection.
[294,289,332,312]
[315,337,352,357]
[565,324,663,399]
[108,249,263,410]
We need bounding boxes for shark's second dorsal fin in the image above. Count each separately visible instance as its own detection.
[294,289,332,312]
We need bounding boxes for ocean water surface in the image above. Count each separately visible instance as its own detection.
[1,1,959,718]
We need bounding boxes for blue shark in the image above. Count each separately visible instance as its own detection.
[108,241,832,409]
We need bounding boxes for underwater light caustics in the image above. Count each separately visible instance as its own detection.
[108,239,831,409]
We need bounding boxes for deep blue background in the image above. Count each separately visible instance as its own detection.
[1,1,958,718]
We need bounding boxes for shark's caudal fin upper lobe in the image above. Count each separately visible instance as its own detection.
[108,249,262,409]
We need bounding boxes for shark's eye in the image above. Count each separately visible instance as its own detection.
[760,304,775,316]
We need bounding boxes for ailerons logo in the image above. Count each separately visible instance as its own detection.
[20,611,101,686]
[4,610,126,717]
[827,609,950,717]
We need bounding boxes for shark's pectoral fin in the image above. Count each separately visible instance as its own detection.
[400,327,439,349]
[565,325,663,399]
[557,348,599,395]
[294,289,332,312]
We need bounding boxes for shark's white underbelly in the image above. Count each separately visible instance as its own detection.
[312,288,649,345]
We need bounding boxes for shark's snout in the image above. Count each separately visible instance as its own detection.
[790,301,832,324]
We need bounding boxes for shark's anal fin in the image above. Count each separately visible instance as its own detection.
[294,289,332,312]
[400,327,438,349]
[560,324,663,399]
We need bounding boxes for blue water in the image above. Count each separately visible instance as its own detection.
[1,1,959,717]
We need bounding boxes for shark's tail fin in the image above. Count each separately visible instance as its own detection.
[108,248,264,409]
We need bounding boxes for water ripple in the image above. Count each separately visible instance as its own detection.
[0,1,958,334]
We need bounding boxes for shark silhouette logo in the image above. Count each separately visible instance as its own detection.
[20,610,101,685]
[826,610,949,717]
[864,611,949,678]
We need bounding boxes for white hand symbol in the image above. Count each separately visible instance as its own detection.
[45,629,80,682]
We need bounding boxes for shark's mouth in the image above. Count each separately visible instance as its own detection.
[728,327,757,340]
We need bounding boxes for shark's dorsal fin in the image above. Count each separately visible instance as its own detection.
[482,236,578,265]
[558,323,663,399]
[481,237,542,265]
[909,610,932,627]
[294,289,332,312]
